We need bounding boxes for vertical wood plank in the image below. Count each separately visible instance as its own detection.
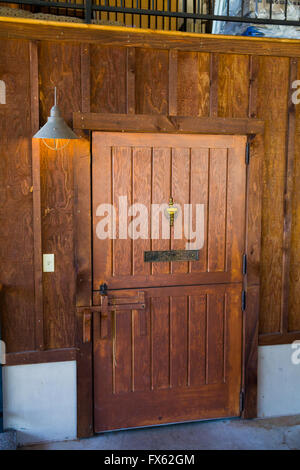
[226,286,243,415]
[189,295,206,387]
[257,56,289,335]
[76,308,93,438]
[133,307,151,392]
[281,58,297,334]
[135,49,169,115]
[289,60,300,332]
[207,292,224,384]
[243,286,259,419]
[31,141,44,350]
[93,308,112,428]
[151,148,171,275]
[248,55,259,119]
[74,136,93,441]
[115,310,132,394]
[81,44,91,114]
[74,138,92,306]
[74,126,94,438]
[152,296,170,390]
[171,147,190,274]
[168,49,178,116]
[170,296,188,388]
[30,41,44,351]
[218,54,250,118]
[30,41,40,136]
[242,57,262,416]
[190,148,209,273]
[132,147,151,276]
[126,48,136,115]
[40,142,77,349]
[243,136,262,418]
[242,56,261,416]
[113,146,132,277]
[92,139,112,288]
[247,56,262,288]
[207,149,227,272]
[177,52,210,117]
[90,45,127,114]
[226,141,246,279]
[209,53,219,118]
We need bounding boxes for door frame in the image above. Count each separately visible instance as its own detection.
[73,112,265,438]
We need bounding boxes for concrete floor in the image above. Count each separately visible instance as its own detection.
[22,415,300,450]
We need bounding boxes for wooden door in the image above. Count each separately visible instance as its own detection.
[92,132,247,432]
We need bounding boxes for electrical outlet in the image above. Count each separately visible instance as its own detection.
[43,254,55,273]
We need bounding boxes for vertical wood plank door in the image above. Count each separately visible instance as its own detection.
[92,132,247,432]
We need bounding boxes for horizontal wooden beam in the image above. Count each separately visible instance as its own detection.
[259,331,300,346]
[1,17,300,58]
[74,112,265,135]
[5,348,78,366]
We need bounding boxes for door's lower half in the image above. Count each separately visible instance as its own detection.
[93,284,242,432]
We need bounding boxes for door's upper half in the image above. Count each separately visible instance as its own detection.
[92,133,247,290]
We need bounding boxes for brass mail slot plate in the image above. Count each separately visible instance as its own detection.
[144,250,199,262]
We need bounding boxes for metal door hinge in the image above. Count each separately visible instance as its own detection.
[242,290,246,311]
[242,254,247,275]
[240,390,245,413]
[246,142,250,165]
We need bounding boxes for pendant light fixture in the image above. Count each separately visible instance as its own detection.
[33,87,78,150]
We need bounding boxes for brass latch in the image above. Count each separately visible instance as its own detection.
[166,197,178,227]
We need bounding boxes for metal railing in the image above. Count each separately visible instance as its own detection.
[0,0,300,32]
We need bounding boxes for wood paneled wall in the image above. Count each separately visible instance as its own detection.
[1,33,300,358]
[0,40,35,353]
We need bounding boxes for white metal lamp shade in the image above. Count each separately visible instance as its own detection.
[33,88,78,150]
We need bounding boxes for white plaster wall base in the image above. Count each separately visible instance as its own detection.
[2,361,77,446]
[258,344,300,418]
